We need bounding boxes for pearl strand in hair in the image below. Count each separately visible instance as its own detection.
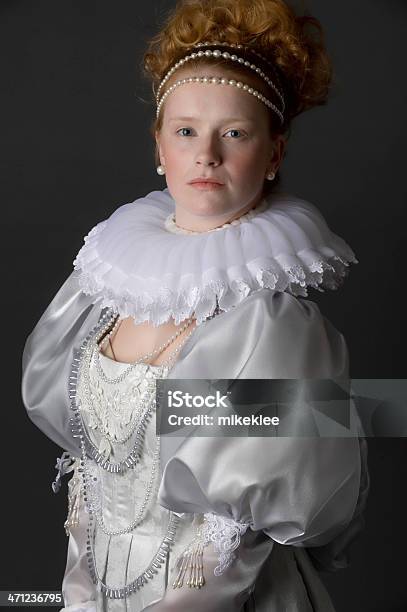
[156,48,285,116]
[156,74,284,124]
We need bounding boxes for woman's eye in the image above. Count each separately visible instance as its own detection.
[176,127,244,138]
[224,129,243,138]
[176,127,194,137]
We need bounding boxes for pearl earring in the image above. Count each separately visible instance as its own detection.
[266,170,275,181]
[156,164,166,176]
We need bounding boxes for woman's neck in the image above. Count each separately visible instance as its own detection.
[173,193,265,233]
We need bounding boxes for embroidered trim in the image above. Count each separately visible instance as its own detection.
[173,512,250,588]
[202,512,250,576]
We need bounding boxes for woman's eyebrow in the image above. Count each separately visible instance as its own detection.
[168,116,254,123]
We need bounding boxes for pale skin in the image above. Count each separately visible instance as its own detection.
[101,65,286,366]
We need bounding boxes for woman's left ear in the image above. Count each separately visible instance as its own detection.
[155,132,165,166]
[268,135,286,176]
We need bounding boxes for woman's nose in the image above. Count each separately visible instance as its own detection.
[195,136,221,166]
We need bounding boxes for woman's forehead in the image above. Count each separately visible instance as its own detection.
[161,79,265,125]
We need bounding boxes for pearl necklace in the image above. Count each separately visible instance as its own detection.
[73,302,221,473]
[97,314,195,385]
[164,197,270,235]
[68,308,181,599]
[82,345,157,447]
[77,333,159,473]
[88,312,196,450]
[86,435,161,536]
[79,315,189,536]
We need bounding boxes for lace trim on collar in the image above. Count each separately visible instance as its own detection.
[73,189,358,326]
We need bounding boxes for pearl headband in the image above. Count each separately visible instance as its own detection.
[191,41,279,72]
[156,74,284,124]
[155,44,285,124]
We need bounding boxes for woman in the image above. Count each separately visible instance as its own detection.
[21,0,369,610]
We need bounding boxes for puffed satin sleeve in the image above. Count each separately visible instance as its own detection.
[158,290,363,549]
[21,270,103,455]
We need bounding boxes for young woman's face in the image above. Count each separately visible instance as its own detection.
[156,67,285,232]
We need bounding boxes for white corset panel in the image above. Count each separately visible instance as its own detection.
[76,348,200,612]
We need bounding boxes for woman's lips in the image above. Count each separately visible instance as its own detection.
[188,181,224,190]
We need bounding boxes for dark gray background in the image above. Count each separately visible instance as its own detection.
[1,1,406,610]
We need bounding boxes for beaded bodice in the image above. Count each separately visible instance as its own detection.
[77,349,166,535]
[79,346,167,458]
[70,319,198,602]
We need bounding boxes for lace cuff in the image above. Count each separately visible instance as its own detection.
[173,513,250,589]
[202,512,250,575]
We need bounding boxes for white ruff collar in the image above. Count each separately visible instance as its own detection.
[73,188,358,326]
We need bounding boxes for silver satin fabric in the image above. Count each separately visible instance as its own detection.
[21,270,369,611]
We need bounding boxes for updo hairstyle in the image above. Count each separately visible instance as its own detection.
[143,0,333,193]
